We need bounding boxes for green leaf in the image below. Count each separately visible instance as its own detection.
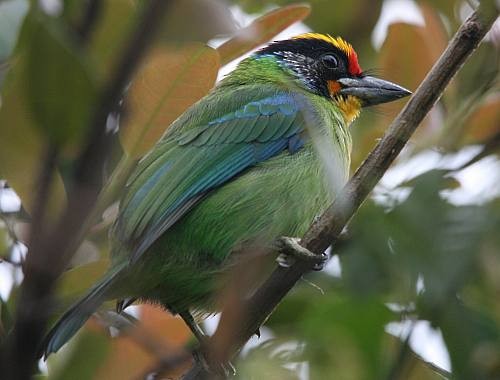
[120,43,220,158]
[0,0,29,61]
[87,0,137,81]
[0,62,67,216]
[455,42,499,106]
[48,326,110,380]
[300,296,393,380]
[56,259,109,300]
[0,222,8,255]
[217,4,311,66]
[20,12,97,147]
[430,299,500,379]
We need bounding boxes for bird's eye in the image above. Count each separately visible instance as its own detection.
[321,54,339,69]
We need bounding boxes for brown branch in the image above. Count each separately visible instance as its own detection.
[184,3,499,378]
[1,2,171,379]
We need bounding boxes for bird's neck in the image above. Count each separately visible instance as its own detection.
[219,55,302,89]
[219,55,361,125]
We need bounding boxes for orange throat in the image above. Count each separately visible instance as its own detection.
[327,80,361,124]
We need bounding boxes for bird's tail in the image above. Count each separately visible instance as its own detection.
[40,264,124,358]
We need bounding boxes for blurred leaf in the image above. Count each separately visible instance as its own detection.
[96,305,191,380]
[385,171,489,304]
[158,0,236,43]
[0,62,67,216]
[139,304,190,345]
[48,320,110,380]
[217,4,310,66]
[420,2,455,103]
[238,339,303,380]
[455,42,499,105]
[0,223,8,255]
[300,296,392,379]
[303,0,380,53]
[87,0,137,81]
[420,3,448,68]
[20,12,97,147]
[416,0,462,27]
[228,0,381,57]
[0,0,29,61]
[0,295,13,338]
[426,299,500,379]
[379,22,432,95]
[373,15,452,148]
[120,43,219,158]
[69,239,101,267]
[57,259,109,300]
[365,23,432,150]
[461,93,500,145]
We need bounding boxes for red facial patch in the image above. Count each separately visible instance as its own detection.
[348,50,362,76]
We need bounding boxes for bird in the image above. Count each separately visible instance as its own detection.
[41,33,411,356]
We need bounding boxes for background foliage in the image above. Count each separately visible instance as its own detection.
[0,0,499,379]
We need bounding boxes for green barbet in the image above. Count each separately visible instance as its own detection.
[42,33,410,355]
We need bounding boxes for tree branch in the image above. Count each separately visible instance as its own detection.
[184,3,499,378]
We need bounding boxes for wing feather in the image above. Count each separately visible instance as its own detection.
[113,87,310,263]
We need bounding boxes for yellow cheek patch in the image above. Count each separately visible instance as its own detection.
[335,95,361,124]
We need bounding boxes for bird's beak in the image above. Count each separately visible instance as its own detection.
[337,76,412,107]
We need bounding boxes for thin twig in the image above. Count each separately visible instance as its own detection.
[184,3,499,378]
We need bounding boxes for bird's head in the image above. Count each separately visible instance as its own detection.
[254,33,411,122]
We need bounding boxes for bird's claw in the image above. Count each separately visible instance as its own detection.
[275,236,328,271]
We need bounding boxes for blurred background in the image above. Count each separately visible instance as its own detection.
[0,0,499,379]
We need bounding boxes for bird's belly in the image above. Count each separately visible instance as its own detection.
[178,149,335,252]
[134,147,346,310]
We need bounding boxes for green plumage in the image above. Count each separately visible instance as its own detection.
[43,49,353,356]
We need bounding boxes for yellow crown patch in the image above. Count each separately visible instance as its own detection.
[293,33,355,57]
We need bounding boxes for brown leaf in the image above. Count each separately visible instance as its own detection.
[379,23,433,93]
[120,43,219,158]
[374,22,434,137]
[94,304,191,380]
[217,4,311,66]
[420,2,456,99]
[462,94,500,144]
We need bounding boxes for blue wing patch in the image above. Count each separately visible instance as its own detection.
[115,92,309,263]
[175,95,303,147]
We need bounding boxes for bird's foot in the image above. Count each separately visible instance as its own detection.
[275,236,328,271]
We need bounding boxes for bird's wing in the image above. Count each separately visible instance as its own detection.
[113,87,311,263]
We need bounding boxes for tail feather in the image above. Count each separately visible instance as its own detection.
[41,266,124,358]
